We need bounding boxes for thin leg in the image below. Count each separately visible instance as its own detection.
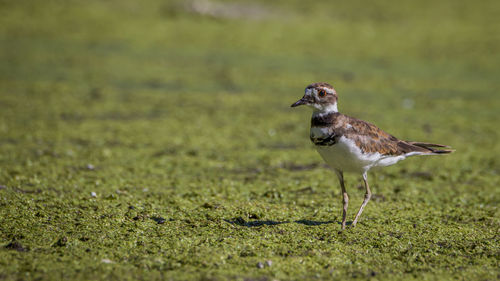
[352,172,372,227]
[335,170,348,230]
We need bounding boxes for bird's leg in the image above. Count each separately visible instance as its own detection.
[352,172,372,227]
[335,170,348,230]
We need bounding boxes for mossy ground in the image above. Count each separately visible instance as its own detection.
[0,1,499,280]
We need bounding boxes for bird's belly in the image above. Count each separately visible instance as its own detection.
[315,136,395,173]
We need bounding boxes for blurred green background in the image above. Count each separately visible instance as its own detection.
[0,0,499,280]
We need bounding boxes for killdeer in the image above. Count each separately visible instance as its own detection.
[291,82,453,230]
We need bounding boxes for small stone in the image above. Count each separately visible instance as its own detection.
[90,192,97,197]
[265,260,272,267]
[86,164,95,170]
[101,259,113,264]
[257,262,264,269]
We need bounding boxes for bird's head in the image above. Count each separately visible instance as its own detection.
[291,82,338,113]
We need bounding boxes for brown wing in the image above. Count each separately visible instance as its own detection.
[333,114,445,155]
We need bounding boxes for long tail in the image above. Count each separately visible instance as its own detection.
[407,141,454,154]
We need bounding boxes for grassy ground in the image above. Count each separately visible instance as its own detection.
[0,0,499,280]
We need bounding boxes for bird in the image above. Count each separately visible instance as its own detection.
[291,82,453,230]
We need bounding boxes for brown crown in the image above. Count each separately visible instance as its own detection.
[305,82,334,90]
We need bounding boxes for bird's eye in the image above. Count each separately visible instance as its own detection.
[318,90,326,97]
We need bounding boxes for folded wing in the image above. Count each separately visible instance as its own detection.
[336,115,453,155]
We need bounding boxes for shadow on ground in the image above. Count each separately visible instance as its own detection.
[224,217,338,227]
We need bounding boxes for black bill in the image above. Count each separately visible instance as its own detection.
[291,97,309,107]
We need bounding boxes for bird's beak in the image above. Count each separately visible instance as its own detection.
[291,97,309,107]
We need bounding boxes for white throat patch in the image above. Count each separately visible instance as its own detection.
[312,103,338,116]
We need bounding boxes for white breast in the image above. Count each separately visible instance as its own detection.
[310,127,330,139]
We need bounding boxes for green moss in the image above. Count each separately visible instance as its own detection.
[0,0,499,280]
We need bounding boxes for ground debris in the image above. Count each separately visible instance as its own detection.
[294,186,315,194]
[5,241,28,252]
[185,0,271,20]
[201,202,222,209]
[372,194,386,202]
[409,171,434,181]
[52,237,68,247]
[151,216,167,224]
